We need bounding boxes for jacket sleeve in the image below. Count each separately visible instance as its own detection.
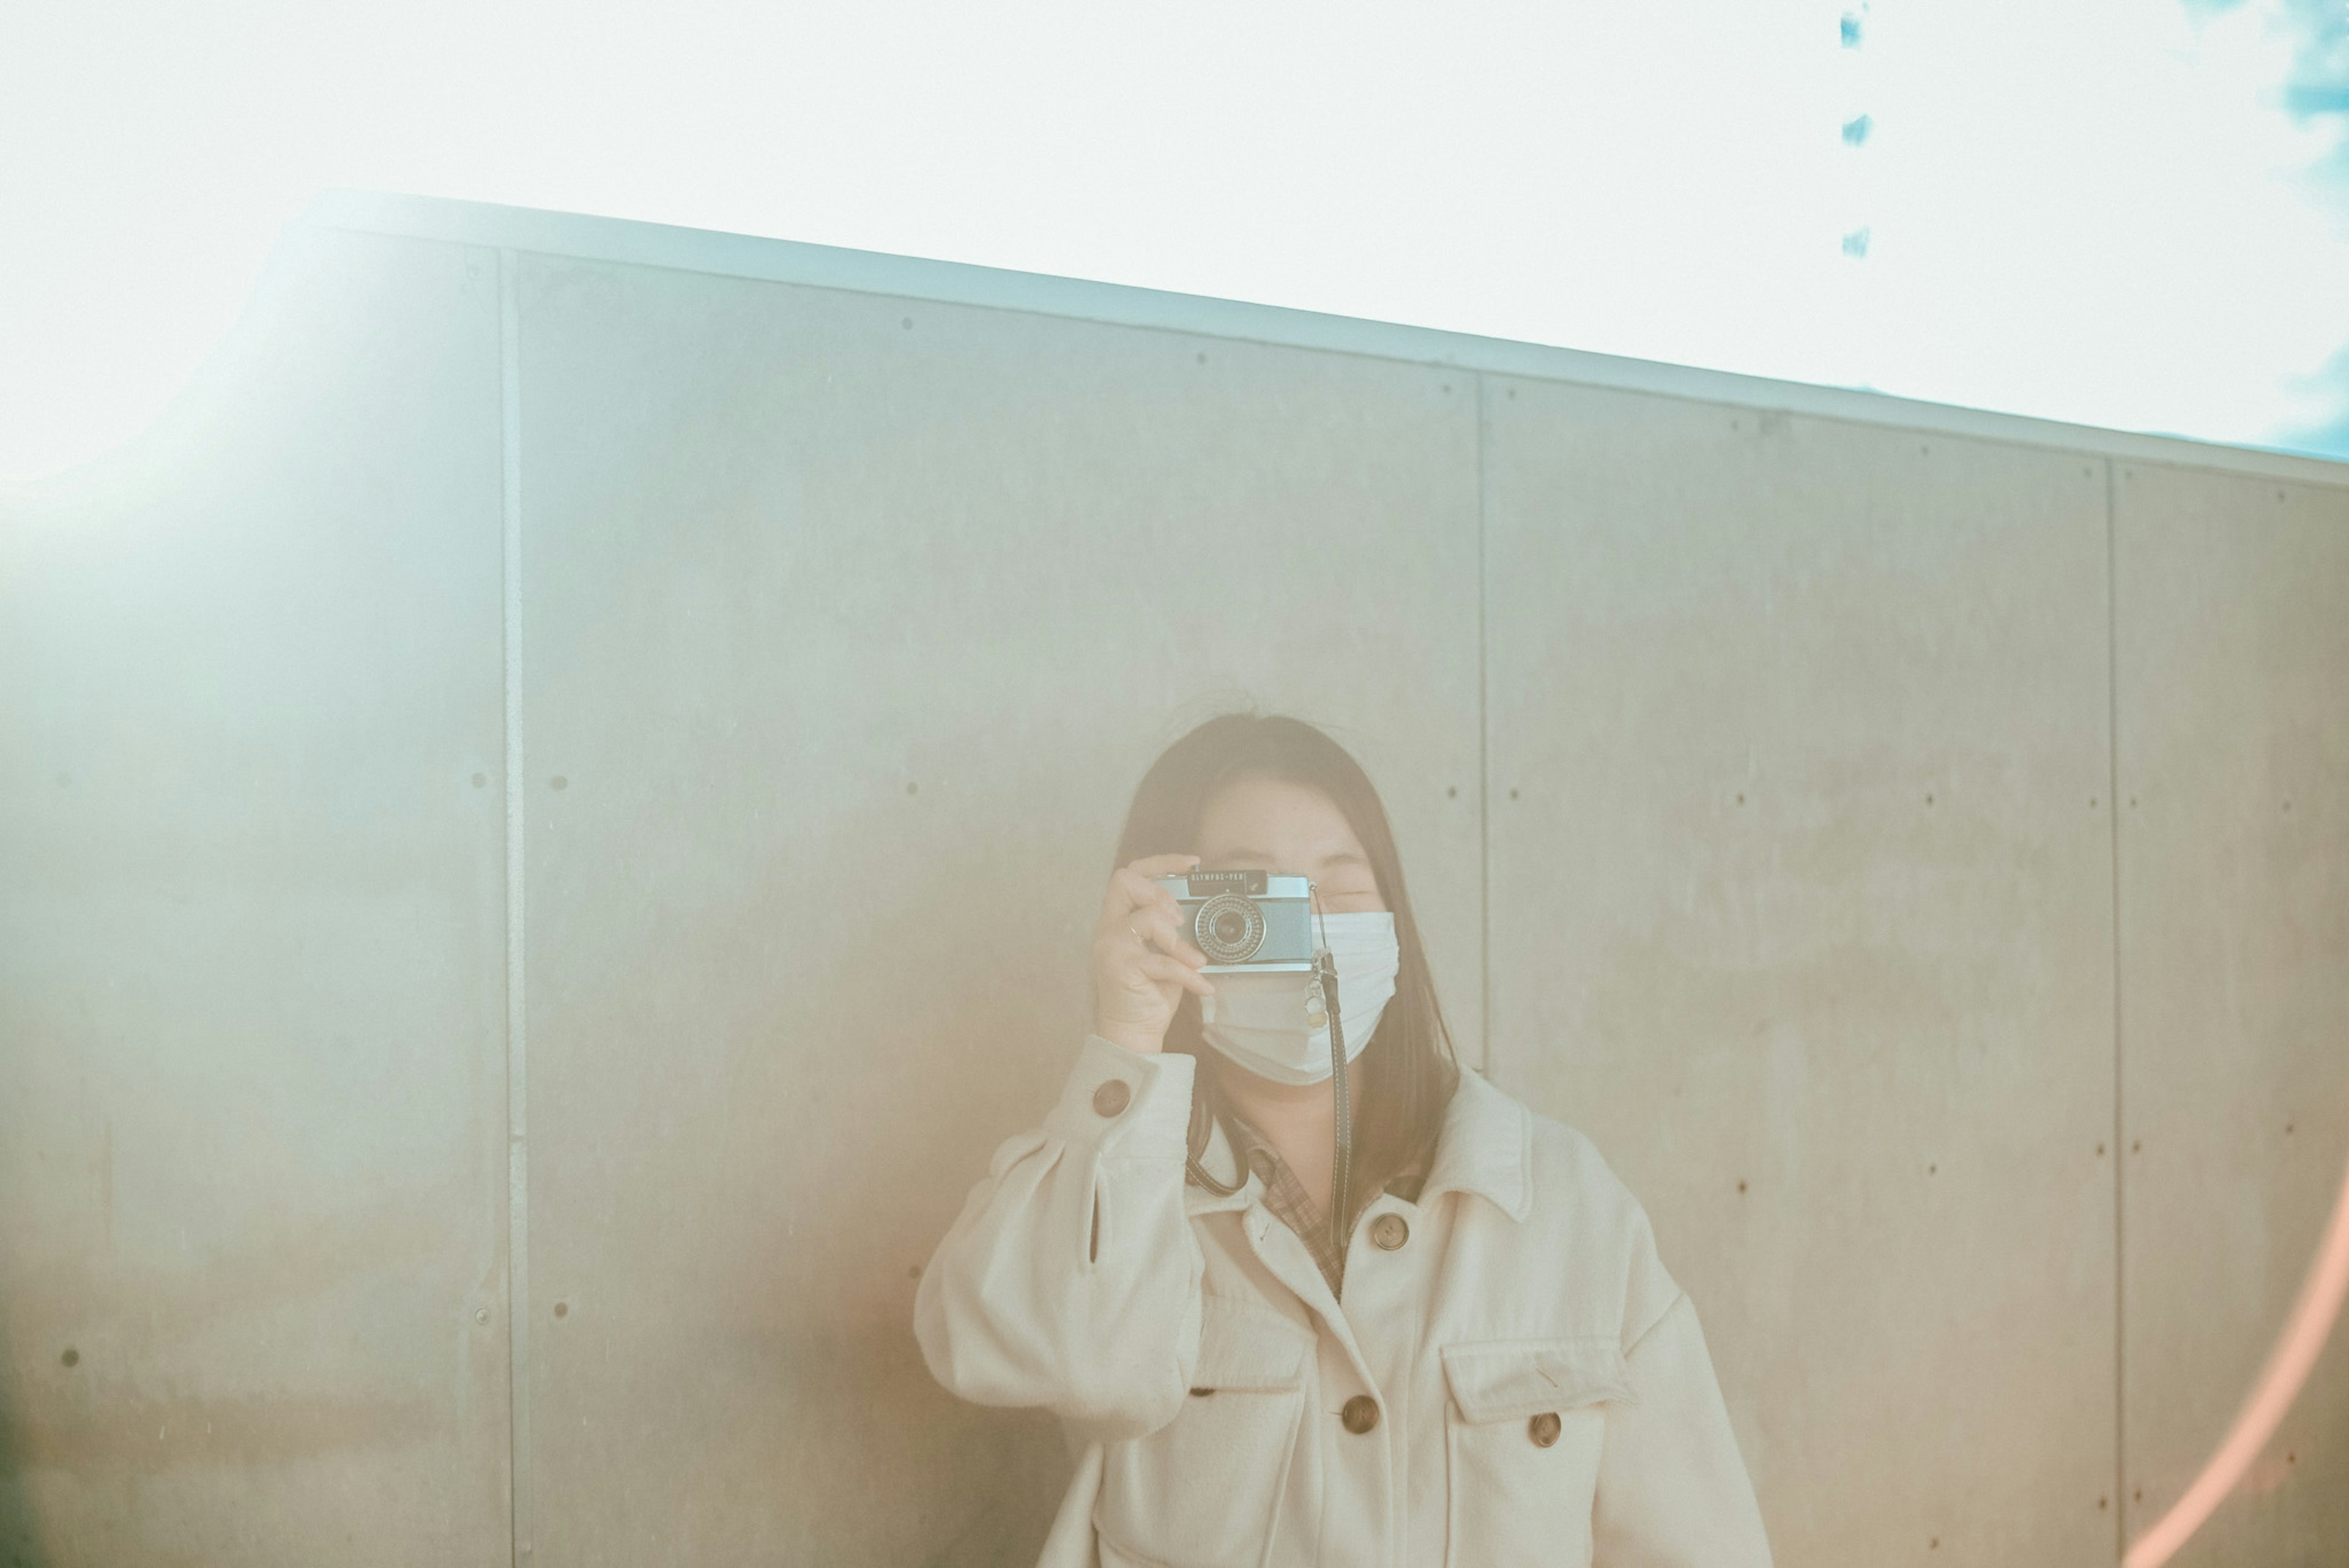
[912,1033,1204,1441]
[1592,1284,1774,1567]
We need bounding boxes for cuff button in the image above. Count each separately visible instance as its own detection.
[1529,1411,1562,1447]
[1093,1080,1132,1117]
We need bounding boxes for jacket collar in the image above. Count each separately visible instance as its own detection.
[1416,1066,1533,1222]
[1181,1063,1531,1222]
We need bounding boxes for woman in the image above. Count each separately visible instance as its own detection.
[914,714,1772,1567]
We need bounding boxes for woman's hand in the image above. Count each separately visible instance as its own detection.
[1090,853,1215,1055]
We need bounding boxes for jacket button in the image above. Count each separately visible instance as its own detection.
[1529,1411,1562,1447]
[1340,1395,1379,1434]
[1092,1080,1131,1117]
[1370,1213,1409,1250]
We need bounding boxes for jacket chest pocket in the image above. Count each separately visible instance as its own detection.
[1095,1299,1313,1568]
[1441,1337,1633,1568]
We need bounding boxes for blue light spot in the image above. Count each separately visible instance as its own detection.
[1841,12,1863,46]
[2284,83,2349,118]
[1841,227,1872,258]
[1842,114,1874,146]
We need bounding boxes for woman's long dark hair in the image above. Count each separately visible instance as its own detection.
[1111,713,1461,1202]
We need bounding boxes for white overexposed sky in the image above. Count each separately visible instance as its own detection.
[3,0,2346,485]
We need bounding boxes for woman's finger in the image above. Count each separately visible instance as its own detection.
[1113,856,1198,908]
[1134,906,1206,967]
[1140,951,1215,997]
[1105,856,1200,925]
[1110,864,1181,921]
[1118,865,1193,926]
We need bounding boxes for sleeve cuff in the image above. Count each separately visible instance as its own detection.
[1039,1033,1196,1161]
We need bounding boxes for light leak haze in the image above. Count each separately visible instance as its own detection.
[3,0,2347,485]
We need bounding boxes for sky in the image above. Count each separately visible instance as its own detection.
[2,0,2347,486]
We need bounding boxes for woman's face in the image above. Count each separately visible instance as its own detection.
[1193,773,1387,916]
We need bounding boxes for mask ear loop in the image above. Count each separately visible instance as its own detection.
[1312,888,1351,1281]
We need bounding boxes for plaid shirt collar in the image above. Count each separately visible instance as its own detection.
[1184,1059,1532,1230]
[1202,1072,1433,1300]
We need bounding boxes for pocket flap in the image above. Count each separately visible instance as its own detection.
[1190,1296,1312,1392]
[1441,1337,1633,1422]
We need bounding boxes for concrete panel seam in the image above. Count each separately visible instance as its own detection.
[2107,454,2126,1561]
[1476,373,1494,1082]
[500,245,536,1566]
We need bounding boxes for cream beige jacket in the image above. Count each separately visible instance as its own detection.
[914,1034,1773,1568]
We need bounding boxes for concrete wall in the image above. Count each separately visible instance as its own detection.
[0,228,513,1564]
[1485,386,2121,1564]
[2115,465,2349,1562]
[1,195,2343,1567]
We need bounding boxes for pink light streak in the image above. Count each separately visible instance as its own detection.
[2124,1151,2349,1568]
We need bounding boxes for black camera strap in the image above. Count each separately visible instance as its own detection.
[1181,888,1355,1279]
[1310,900,1352,1279]
[1319,953,1351,1274]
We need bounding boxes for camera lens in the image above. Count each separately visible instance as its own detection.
[1193,892,1266,964]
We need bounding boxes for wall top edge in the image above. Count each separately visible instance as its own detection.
[299,188,2349,490]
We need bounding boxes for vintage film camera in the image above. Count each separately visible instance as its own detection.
[1152,870,1318,972]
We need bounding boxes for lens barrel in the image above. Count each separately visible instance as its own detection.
[1192,892,1267,964]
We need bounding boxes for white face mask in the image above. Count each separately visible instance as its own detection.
[1197,911,1400,1087]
